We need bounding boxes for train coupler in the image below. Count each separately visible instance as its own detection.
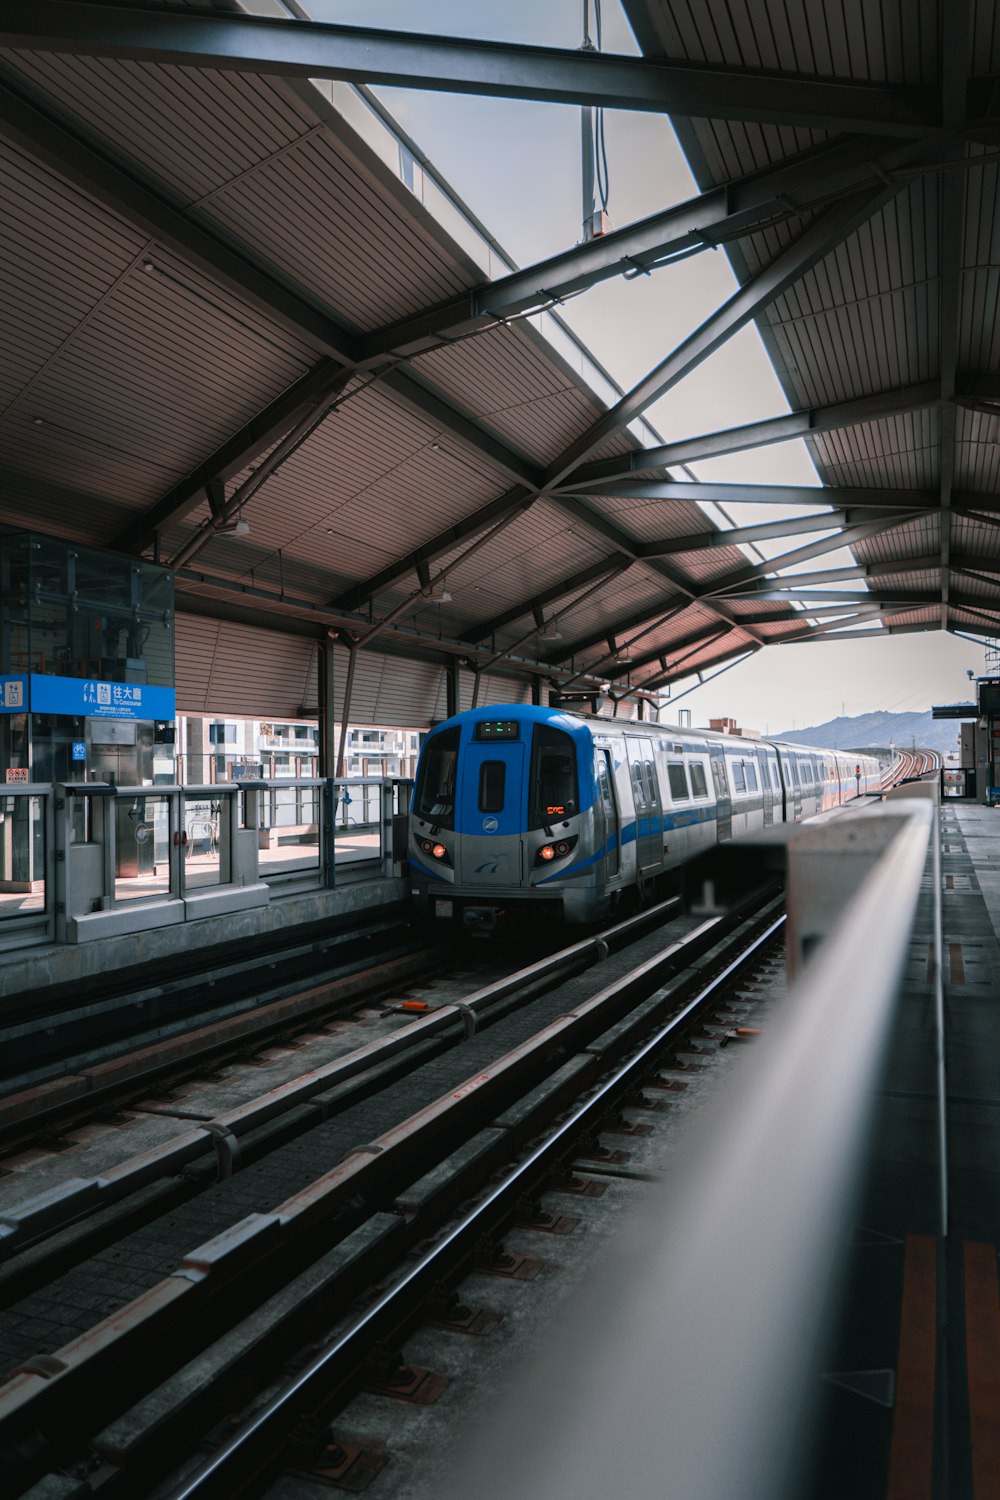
[462,905,507,935]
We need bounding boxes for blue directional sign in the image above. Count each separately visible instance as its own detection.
[29,673,176,722]
[71,741,87,761]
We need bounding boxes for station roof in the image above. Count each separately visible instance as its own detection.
[1,1,998,723]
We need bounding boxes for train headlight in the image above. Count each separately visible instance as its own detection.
[534,835,578,867]
[418,838,451,865]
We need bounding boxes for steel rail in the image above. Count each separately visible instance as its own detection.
[0,892,771,1460]
[162,910,787,1500]
[0,898,681,1255]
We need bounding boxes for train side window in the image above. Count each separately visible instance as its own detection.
[667,762,689,800]
[644,760,659,806]
[478,760,505,813]
[631,761,647,808]
[689,762,708,798]
[770,761,780,791]
[596,752,615,815]
[413,728,460,828]
[730,759,746,794]
[744,760,758,792]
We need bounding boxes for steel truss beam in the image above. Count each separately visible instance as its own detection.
[567,480,938,511]
[602,621,737,682]
[564,381,943,485]
[362,137,956,359]
[725,588,943,607]
[543,494,766,650]
[712,552,943,598]
[332,486,536,614]
[640,508,907,557]
[463,555,633,645]
[774,606,928,643]
[542,187,901,488]
[700,517,927,596]
[1,4,939,136]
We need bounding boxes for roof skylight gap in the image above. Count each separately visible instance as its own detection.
[265,0,875,649]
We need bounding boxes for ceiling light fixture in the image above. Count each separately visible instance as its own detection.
[218,502,250,537]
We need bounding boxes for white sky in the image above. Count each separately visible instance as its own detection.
[311,0,987,731]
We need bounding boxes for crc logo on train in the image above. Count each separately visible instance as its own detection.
[481,816,499,833]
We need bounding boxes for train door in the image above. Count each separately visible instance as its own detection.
[457,737,525,888]
[708,745,732,841]
[595,748,620,878]
[626,738,659,869]
[756,745,774,827]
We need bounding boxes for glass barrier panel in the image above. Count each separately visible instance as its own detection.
[0,795,45,919]
[183,794,227,891]
[113,793,171,904]
[258,783,320,876]
[334,781,381,866]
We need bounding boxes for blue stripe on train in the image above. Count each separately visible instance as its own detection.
[537,803,718,883]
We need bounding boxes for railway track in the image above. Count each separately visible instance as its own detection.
[0,908,430,1110]
[879,747,941,791]
[0,881,787,1499]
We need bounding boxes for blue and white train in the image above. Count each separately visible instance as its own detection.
[408,704,882,929]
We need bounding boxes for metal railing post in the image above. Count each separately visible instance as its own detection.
[324,779,338,888]
[52,785,72,943]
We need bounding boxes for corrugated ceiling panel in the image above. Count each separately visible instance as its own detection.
[876,607,946,628]
[950,575,1000,606]
[175,614,319,718]
[687,118,827,185]
[0,53,482,331]
[557,568,683,649]
[0,53,317,202]
[339,649,442,726]
[0,469,137,540]
[579,493,730,545]
[972,0,1000,71]
[960,269,1000,373]
[18,246,312,470]
[760,184,938,411]
[458,674,532,713]
[0,144,148,411]
[810,409,938,491]
[375,497,610,633]
[415,324,598,420]
[188,383,514,597]
[665,545,756,584]
[852,515,941,565]
[204,129,473,328]
[956,407,1000,491]
[631,0,937,83]
[953,516,1000,561]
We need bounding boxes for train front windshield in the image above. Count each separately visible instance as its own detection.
[529,725,578,827]
[414,728,459,827]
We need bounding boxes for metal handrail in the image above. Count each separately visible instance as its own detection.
[444,795,937,1500]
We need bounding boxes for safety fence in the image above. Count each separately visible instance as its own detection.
[0,778,411,952]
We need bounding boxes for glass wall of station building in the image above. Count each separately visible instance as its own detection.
[176,716,422,783]
[0,534,175,903]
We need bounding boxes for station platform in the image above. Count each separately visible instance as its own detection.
[815,799,1000,1498]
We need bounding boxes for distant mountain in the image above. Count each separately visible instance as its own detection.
[773,710,962,757]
